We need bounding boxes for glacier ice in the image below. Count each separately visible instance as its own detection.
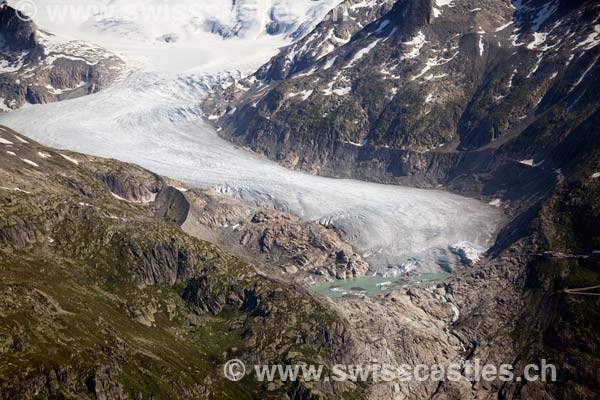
[0,69,503,274]
[1,0,504,274]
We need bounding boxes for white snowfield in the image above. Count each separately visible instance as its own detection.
[1,0,504,274]
[27,0,343,73]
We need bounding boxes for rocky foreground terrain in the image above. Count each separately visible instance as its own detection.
[169,187,369,282]
[0,6,123,112]
[0,126,367,399]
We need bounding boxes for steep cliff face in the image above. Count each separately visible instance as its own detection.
[217,0,599,195]
[0,6,123,112]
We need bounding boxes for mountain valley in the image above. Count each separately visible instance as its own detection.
[0,0,599,399]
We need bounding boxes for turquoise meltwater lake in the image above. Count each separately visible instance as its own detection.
[311,273,451,298]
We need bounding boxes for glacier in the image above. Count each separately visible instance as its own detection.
[0,0,504,274]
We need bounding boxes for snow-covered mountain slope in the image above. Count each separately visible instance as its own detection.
[255,0,398,81]
[26,0,344,72]
[0,6,123,111]
[33,0,343,40]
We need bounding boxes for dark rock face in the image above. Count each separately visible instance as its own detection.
[154,185,190,225]
[255,0,398,82]
[0,6,124,112]
[215,0,599,198]
[0,6,38,51]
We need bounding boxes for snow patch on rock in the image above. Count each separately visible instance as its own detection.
[401,31,427,60]
[60,154,80,165]
[21,158,39,167]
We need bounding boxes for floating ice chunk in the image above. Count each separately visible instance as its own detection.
[519,159,543,167]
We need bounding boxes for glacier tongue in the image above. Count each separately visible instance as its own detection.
[0,67,503,274]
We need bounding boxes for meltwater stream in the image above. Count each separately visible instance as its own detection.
[0,69,503,274]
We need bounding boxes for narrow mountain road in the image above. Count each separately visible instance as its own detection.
[564,286,600,296]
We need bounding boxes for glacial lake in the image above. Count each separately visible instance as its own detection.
[311,273,451,298]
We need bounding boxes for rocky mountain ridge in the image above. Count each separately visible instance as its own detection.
[0,6,123,112]
[165,186,370,282]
